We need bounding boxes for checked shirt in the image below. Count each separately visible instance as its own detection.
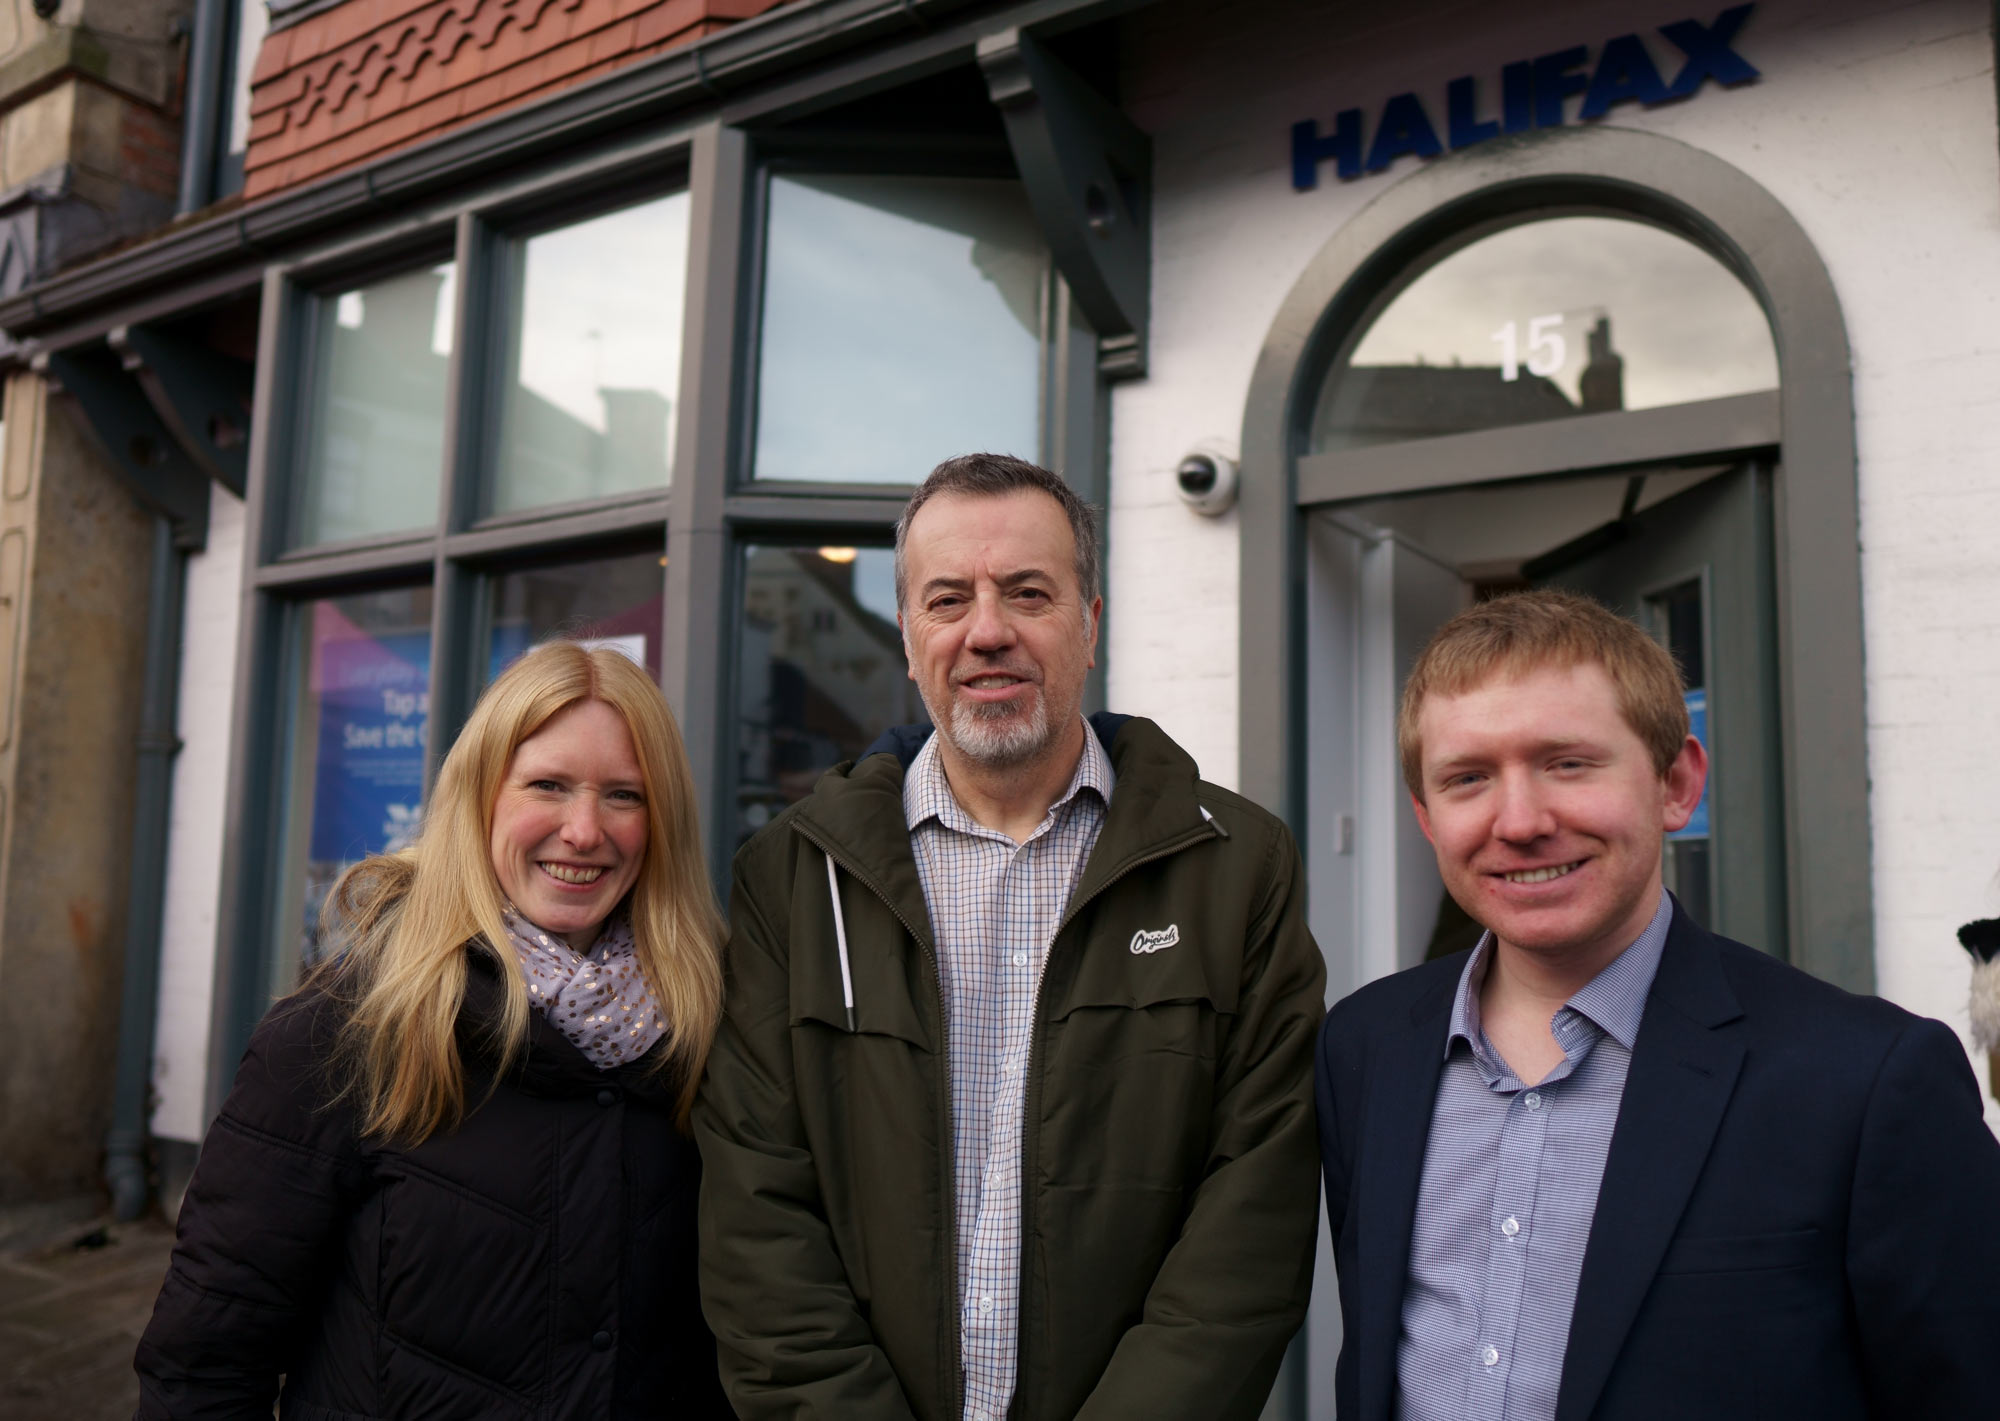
[903,725,1114,1421]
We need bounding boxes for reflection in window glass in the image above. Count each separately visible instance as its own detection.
[295,264,455,546]
[736,545,924,844]
[490,194,691,514]
[754,174,1045,484]
[487,548,666,684]
[1312,217,1779,452]
[277,586,433,979]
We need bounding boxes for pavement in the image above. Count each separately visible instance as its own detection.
[0,1218,175,1421]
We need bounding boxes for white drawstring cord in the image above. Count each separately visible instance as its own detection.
[824,852,856,1031]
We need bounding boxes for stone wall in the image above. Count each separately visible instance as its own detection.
[0,372,152,1241]
[0,0,189,306]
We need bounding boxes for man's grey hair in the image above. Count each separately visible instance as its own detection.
[892,453,1101,611]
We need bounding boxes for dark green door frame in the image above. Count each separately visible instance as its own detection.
[1238,125,1871,993]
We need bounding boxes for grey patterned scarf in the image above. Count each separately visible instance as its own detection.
[501,906,666,1069]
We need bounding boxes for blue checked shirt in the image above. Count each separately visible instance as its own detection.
[1397,891,1672,1421]
[904,725,1113,1421]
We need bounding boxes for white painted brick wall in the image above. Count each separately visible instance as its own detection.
[1110,0,2000,1124]
[151,486,245,1143]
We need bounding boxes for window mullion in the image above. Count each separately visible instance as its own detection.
[665,120,749,883]
[425,213,492,791]
[205,264,298,1123]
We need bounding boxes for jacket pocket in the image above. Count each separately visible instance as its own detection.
[1654,1226,1822,1275]
[1054,914,1240,1023]
[788,874,935,1047]
[280,1402,382,1421]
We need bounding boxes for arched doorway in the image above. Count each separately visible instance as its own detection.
[1240,125,1867,996]
[1238,124,1866,1421]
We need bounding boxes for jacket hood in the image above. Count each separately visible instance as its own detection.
[787,713,1220,946]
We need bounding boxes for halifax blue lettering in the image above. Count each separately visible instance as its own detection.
[1532,47,1590,127]
[1661,4,1760,99]
[1365,91,1442,173]
[1447,76,1500,148]
[1580,33,1671,118]
[1291,109,1364,190]
[1502,60,1534,133]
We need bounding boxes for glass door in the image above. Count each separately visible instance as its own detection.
[1530,463,1785,952]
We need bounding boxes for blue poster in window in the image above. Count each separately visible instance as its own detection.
[1669,687,1709,841]
[308,602,431,864]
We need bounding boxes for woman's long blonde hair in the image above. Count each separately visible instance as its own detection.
[318,641,723,1144]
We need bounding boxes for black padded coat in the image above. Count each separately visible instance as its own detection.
[134,951,729,1420]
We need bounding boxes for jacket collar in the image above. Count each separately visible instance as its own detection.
[1356,902,1747,1421]
[458,949,677,1103]
[787,712,1209,951]
[1554,901,1746,1421]
[1354,957,1460,1421]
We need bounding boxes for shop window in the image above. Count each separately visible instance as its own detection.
[218,113,1113,1075]
[487,548,667,682]
[490,194,692,515]
[274,585,434,977]
[734,544,925,845]
[1311,216,1778,453]
[294,263,456,547]
[752,174,1046,484]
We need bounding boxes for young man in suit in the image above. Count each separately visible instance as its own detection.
[1316,589,2000,1421]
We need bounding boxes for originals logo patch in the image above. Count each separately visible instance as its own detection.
[1129,924,1181,955]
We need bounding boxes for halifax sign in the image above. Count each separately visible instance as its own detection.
[1292,4,1759,190]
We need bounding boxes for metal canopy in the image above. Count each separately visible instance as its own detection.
[0,0,1159,355]
[1296,390,1781,506]
[980,26,1151,376]
[37,347,212,549]
[110,323,254,497]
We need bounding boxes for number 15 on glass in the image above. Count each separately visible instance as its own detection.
[1491,314,1567,382]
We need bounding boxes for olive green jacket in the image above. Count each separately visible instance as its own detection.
[694,714,1325,1421]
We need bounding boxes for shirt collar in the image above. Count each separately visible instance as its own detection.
[903,720,1114,835]
[1445,888,1673,1060]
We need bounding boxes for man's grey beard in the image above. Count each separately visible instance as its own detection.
[922,685,1052,769]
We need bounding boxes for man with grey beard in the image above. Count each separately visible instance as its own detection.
[696,454,1326,1421]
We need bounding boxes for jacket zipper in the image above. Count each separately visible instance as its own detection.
[792,824,965,1415]
[1008,818,1223,1420]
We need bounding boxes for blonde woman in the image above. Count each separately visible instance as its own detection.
[135,641,731,1420]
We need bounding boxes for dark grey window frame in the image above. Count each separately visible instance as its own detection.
[1238,125,1870,992]
[676,123,1109,888]
[206,82,1118,1115]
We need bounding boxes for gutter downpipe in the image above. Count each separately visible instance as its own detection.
[176,0,230,216]
[104,515,190,1219]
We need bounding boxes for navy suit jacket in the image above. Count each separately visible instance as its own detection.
[1315,907,2000,1420]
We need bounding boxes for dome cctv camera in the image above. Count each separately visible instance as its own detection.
[1176,444,1238,516]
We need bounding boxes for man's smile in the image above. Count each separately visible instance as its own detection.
[1496,859,1586,885]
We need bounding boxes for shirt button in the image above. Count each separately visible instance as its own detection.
[978,1295,994,1313]
[595,1088,618,1107]
[1501,1216,1521,1237]
[1012,951,1029,967]
[1481,1344,1500,1368]
[1522,1091,1543,1112]
[591,1330,614,1351]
